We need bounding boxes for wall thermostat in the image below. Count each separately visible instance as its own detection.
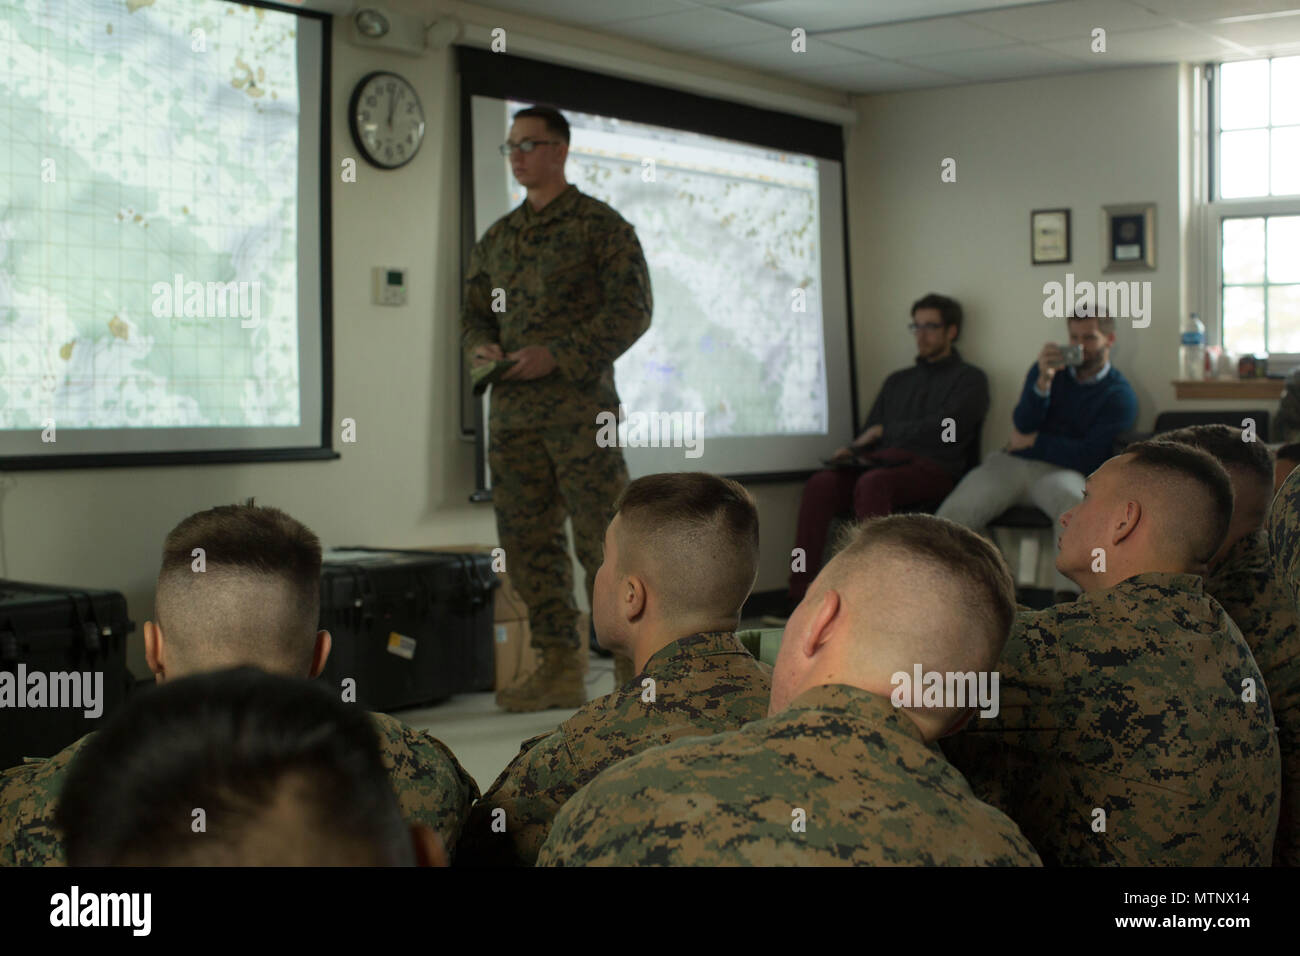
[373,266,407,306]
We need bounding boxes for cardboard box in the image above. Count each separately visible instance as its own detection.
[411,544,588,689]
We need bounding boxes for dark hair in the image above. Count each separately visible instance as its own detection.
[57,667,414,866]
[911,293,963,342]
[155,500,322,670]
[614,472,759,618]
[1158,424,1273,489]
[1123,439,1235,565]
[512,105,570,143]
[836,514,1016,647]
[1277,443,1300,464]
[1068,309,1115,335]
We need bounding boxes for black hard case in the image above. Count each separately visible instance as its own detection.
[0,580,134,770]
[319,548,497,711]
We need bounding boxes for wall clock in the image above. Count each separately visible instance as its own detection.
[348,70,425,169]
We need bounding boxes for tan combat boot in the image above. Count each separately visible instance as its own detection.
[613,652,636,688]
[496,644,586,712]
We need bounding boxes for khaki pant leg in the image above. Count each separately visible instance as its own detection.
[489,426,578,649]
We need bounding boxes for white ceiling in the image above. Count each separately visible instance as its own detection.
[468,0,1300,92]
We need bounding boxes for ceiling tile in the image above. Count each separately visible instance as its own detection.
[611,7,790,51]
[788,58,964,93]
[709,36,869,71]
[962,0,1171,42]
[1197,11,1300,47]
[471,0,696,26]
[1134,0,1300,18]
[825,17,1018,58]
[904,43,1094,80]
[724,0,1058,33]
[1040,23,1249,62]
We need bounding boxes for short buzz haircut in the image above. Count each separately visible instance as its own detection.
[1157,424,1274,491]
[1122,439,1235,566]
[614,473,759,622]
[827,514,1016,667]
[512,105,570,143]
[1276,442,1300,464]
[911,293,963,342]
[57,667,414,866]
[155,500,322,674]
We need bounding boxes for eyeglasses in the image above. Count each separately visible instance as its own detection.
[907,321,945,333]
[499,139,561,155]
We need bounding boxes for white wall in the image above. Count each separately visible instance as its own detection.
[846,64,1262,450]
[3,0,840,676]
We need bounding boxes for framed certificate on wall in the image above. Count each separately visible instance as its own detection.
[1031,208,1070,265]
[1103,202,1156,271]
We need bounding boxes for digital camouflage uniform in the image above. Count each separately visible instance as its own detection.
[1207,529,1300,866]
[457,631,771,866]
[537,683,1041,866]
[0,712,479,866]
[461,184,652,654]
[943,572,1280,866]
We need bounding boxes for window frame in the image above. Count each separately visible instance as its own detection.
[1201,59,1300,365]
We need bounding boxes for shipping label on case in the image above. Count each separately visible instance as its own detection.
[386,632,416,660]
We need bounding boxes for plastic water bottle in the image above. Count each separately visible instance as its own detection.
[1181,313,1206,380]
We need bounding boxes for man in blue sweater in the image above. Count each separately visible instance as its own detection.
[936,310,1138,559]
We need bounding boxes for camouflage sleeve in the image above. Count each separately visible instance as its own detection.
[460,238,500,366]
[548,219,652,384]
[0,735,93,867]
[534,783,593,867]
[941,616,1062,818]
[369,714,480,858]
[456,729,582,867]
[1269,467,1300,612]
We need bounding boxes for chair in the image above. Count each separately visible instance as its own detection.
[1153,409,1270,441]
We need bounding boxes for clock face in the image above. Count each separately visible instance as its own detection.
[349,71,425,169]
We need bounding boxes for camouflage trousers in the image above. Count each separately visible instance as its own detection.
[490,422,628,650]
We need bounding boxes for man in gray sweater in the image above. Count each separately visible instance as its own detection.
[789,293,989,603]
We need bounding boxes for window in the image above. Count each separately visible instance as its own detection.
[1206,57,1300,359]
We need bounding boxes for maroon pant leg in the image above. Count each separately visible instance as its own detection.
[789,468,859,602]
[852,448,955,518]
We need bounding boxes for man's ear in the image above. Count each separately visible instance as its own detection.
[622,575,647,624]
[799,588,840,660]
[1112,499,1141,546]
[144,620,166,682]
[309,630,331,679]
[410,825,448,867]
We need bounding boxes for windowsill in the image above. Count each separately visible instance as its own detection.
[1172,379,1285,400]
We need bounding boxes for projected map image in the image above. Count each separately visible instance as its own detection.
[0,0,301,430]
[507,102,827,437]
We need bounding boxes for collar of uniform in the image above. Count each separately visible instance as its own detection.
[515,183,579,226]
[783,683,926,745]
[644,630,744,673]
[1211,528,1266,575]
[1087,570,1205,604]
